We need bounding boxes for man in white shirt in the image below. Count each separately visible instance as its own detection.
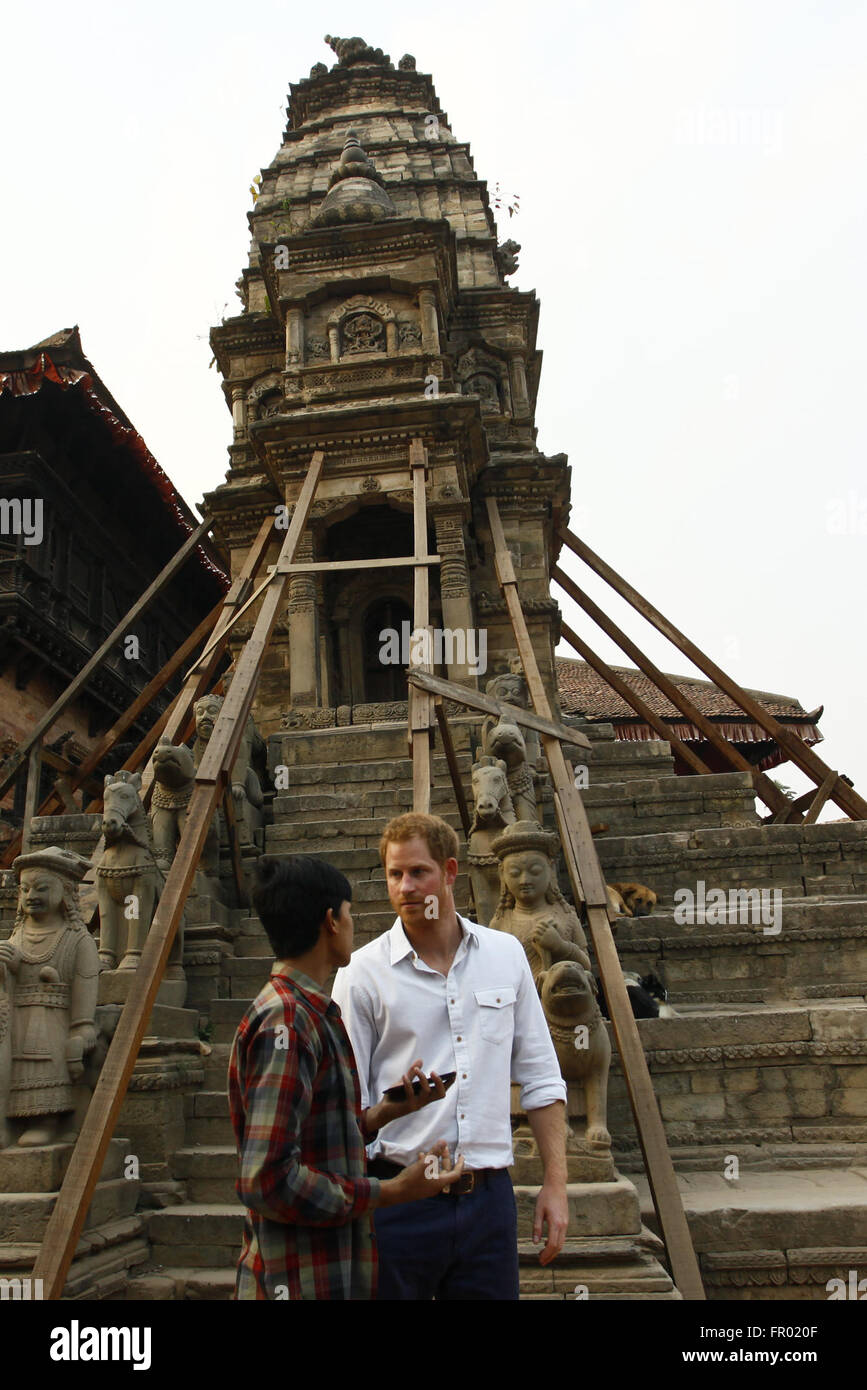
[332,811,569,1300]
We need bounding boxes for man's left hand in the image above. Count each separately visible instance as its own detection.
[533,1181,569,1265]
[364,1059,448,1134]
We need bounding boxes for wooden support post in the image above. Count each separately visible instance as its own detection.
[557,619,712,776]
[137,516,276,801]
[0,518,215,801]
[0,598,228,868]
[553,569,790,816]
[802,768,839,825]
[433,695,478,920]
[434,696,471,838]
[407,668,591,750]
[222,787,246,904]
[557,526,867,821]
[31,457,325,1300]
[487,497,705,1300]
[409,439,433,813]
[21,741,42,854]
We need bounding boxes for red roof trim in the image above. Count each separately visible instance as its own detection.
[0,354,229,588]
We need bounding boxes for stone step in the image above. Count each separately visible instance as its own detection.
[596,820,867,899]
[0,1177,140,1243]
[617,1140,867,1175]
[184,1086,235,1145]
[267,812,465,852]
[633,1166,867,1298]
[607,1001,867,1152]
[232,909,402,957]
[210,997,255,1043]
[613,895,867,1004]
[125,1267,236,1301]
[270,750,475,782]
[202,1041,232,1088]
[174,1147,239,1204]
[272,783,462,820]
[147,1204,244,1268]
[583,771,759,837]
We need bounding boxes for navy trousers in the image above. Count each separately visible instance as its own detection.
[373,1169,519,1301]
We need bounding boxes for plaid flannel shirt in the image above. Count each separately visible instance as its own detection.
[228,966,382,1300]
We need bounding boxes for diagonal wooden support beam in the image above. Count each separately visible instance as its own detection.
[557,526,867,822]
[0,517,215,800]
[406,668,591,750]
[31,457,325,1299]
[553,565,791,816]
[0,598,228,868]
[487,497,705,1300]
[137,515,276,802]
[557,619,711,775]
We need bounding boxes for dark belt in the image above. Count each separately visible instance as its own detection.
[368,1155,497,1197]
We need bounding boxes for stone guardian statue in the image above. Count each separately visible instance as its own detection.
[0,846,100,1148]
[489,821,611,1147]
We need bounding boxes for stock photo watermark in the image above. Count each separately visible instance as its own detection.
[0,497,43,546]
[825,491,867,535]
[378,622,488,677]
[673,880,782,935]
[675,106,783,156]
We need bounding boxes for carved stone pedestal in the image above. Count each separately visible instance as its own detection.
[510,1085,680,1298]
[99,967,187,1011]
[0,1136,148,1300]
[115,1005,205,1197]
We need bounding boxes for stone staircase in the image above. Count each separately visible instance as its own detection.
[122,716,867,1300]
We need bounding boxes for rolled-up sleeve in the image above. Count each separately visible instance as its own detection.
[509,942,568,1111]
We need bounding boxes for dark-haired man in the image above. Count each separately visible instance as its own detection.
[332,813,569,1301]
[228,853,462,1300]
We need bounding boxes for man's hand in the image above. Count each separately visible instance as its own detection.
[526,1101,570,1264]
[376,1143,466,1207]
[533,1180,569,1265]
[364,1059,448,1134]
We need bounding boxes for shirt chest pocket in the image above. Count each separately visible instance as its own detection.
[474,987,517,1045]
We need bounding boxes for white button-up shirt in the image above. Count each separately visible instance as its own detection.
[331,914,567,1170]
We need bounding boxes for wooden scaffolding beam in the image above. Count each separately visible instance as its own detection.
[556,618,712,776]
[552,565,791,817]
[557,526,867,822]
[409,439,434,814]
[0,517,215,801]
[487,497,705,1300]
[31,456,324,1299]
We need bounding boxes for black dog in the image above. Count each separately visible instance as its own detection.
[596,972,672,1020]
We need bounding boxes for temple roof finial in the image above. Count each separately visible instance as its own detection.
[324,35,392,68]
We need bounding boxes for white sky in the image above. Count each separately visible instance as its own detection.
[2,1,865,812]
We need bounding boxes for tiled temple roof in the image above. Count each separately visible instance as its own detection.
[556,656,823,771]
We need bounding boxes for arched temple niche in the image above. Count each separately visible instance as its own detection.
[455,346,512,416]
[327,295,397,360]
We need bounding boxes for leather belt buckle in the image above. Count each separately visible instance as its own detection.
[442,1169,476,1197]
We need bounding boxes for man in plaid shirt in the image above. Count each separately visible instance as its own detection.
[229,854,462,1300]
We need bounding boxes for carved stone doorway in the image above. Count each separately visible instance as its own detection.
[362,596,413,703]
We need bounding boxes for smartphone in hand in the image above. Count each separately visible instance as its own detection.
[383,1071,456,1101]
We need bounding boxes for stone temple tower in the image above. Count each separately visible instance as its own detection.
[205,35,571,732]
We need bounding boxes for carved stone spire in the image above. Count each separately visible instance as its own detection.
[328,131,386,189]
[311,131,395,225]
